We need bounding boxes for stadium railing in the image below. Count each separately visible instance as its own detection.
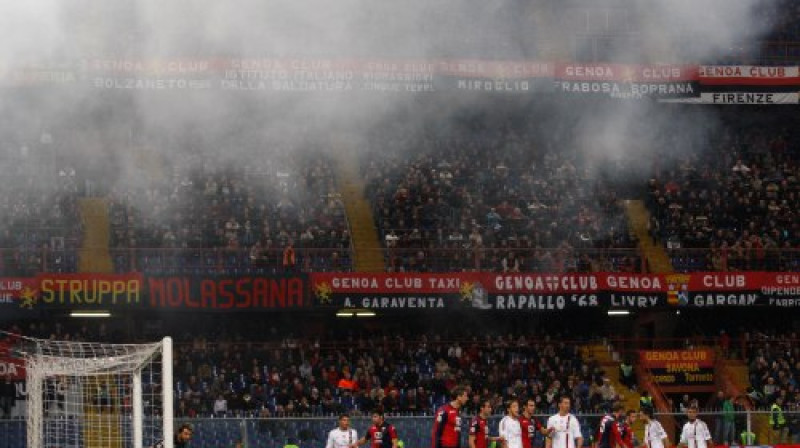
[664,248,800,273]
[376,246,644,273]
[6,245,800,274]
[751,41,800,65]
[1,410,797,448]
[108,247,355,274]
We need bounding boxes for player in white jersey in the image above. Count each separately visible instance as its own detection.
[679,406,712,448]
[499,399,523,448]
[640,408,669,448]
[327,414,358,448]
[546,396,583,448]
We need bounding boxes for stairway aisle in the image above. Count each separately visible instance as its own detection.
[77,198,112,273]
[582,344,645,439]
[721,359,769,443]
[626,200,673,273]
[334,149,385,272]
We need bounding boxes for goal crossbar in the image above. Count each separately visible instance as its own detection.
[14,334,174,448]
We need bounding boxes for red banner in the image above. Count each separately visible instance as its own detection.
[640,349,715,385]
[0,337,25,380]
[314,272,670,294]
[556,63,697,82]
[311,272,474,310]
[0,278,39,305]
[698,65,800,85]
[147,275,307,310]
[0,357,24,380]
[488,273,667,293]
[312,272,471,293]
[2,270,800,312]
[640,349,715,369]
[311,271,800,310]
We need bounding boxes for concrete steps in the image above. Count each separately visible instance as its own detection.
[77,198,112,273]
[334,150,384,273]
[625,200,673,273]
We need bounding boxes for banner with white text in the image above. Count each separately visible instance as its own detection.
[2,59,800,100]
[662,92,799,104]
[4,271,800,312]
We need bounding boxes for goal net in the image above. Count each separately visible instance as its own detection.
[17,335,173,448]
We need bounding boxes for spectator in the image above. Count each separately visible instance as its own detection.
[283,241,297,273]
[639,390,654,413]
[618,360,636,391]
[337,372,356,392]
[0,377,13,418]
[770,396,788,443]
[718,393,736,447]
[764,377,778,401]
[599,379,617,406]
[214,394,228,418]
[502,252,520,273]
[740,429,756,446]
[719,331,731,358]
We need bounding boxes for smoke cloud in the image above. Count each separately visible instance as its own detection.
[0,0,784,242]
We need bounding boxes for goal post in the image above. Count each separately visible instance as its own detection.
[18,335,173,448]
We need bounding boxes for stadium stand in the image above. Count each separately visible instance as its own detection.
[363,111,640,273]
[3,317,610,417]
[746,331,800,409]
[646,107,800,272]
[108,150,353,274]
[0,317,613,447]
[0,148,82,276]
[170,331,606,418]
[4,311,800,446]
[6,1,800,447]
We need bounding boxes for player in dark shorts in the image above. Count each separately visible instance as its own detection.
[469,398,505,448]
[520,397,550,448]
[351,409,399,448]
[432,386,469,448]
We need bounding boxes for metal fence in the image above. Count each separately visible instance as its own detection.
[1,410,798,448]
[9,244,800,275]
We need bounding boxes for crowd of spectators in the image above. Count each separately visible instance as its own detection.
[6,315,800,438]
[746,331,800,410]
[5,104,800,280]
[646,108,800,272]
[363,112,639,273]
[699,0,800,65]
[743,330,800,442]
[758,0,800,44]
[5,103,800,277]
[108,145,352,274]
[554,0,800,66]
[0,143,82,276]
[1,317,621,419]
[174,329,624,419]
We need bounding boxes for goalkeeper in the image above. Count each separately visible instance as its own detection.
[153,423,194,448]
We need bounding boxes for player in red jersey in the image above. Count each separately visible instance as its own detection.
[351,409,398,448]
[595,403,624,448]
[469,398,504,448]
[433,386,470,448]
[520,397,550,448]
[617,410,637,448]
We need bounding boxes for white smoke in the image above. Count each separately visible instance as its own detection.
[0,0,786,219]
